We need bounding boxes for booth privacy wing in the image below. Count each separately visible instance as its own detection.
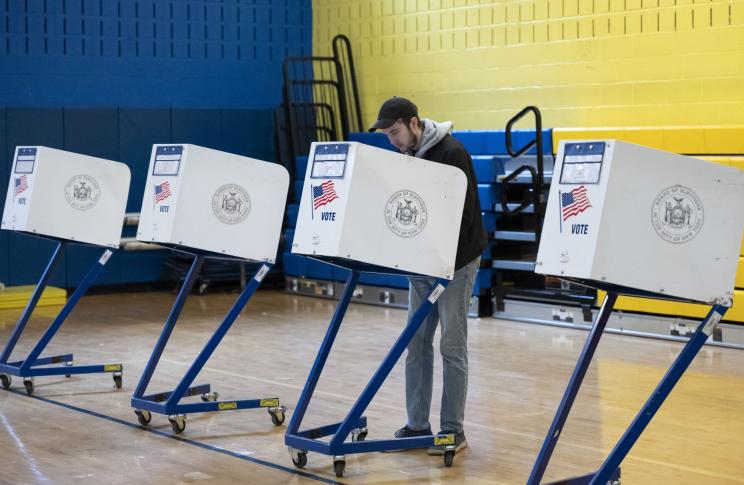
[1,146,131,248]
[536,139,744,305]
[291,141,467,279]
[137,144,289,262]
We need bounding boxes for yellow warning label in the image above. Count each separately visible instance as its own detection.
[104,364,122,372]
[260,398,279,407]
[218,402,238,410]
[434,435,455,446]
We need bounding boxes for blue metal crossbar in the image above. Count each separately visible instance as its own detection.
[528,292,728,484]
[285,259,457,478]
[130,250,284,434]
[0,235,122,395]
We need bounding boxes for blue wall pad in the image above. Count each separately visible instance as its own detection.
[347,132,394,150]
[118,109,173,213]
[287,204,299,228]
[5,109,67,286]
[482,212,497,233]
[358,273,409,289]
[478,184,498,211]
[473,268,493,294]
[294,181,304,203]
[295,156,309,179]
[0,108,8,283]
[473,155,504,183]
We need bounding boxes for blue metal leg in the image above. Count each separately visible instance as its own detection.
[20,248,114,373]
[132,255,205,398]
[287,270,360,436]
[164,263,273,412]
[0,242,65,364]
[329,278,450,452]
[590,305,728,485]
[528,293,618,485]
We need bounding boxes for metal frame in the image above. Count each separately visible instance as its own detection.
[0,234,122,395]
[528,291,729,485]
[285,258,458,478]
[130,249,285,434]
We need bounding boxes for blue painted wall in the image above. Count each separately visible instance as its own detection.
[0,0,311,107]
[0,0,311,287]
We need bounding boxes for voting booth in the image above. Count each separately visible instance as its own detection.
[285,142,467,477]
[292,141,466,279]
[0,146,131,395]
[137,144,287,262]
[528,140,744,485]
[131,144,289,434]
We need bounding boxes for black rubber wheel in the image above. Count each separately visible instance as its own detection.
[23,379,34,395]
[169,416,186,434]
[269,409,285,426]
[292,452,307,469]
[355,430,368,441]
[65,361,72,378]
[333,460,345,478]
[135,410,151,426]
[113,374,123,389]
[444,450,455,467]
[0,374,10,390]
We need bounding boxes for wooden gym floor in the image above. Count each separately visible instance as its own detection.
[0,289,743,484]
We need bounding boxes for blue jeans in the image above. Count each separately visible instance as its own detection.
[405,256,480,434]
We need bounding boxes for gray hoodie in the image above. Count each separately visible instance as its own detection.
[410,118,454,159]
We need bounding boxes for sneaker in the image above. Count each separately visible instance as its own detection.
[381,425,433,452]
[428,430,468,455]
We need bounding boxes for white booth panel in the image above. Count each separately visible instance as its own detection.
[292,142,467,279]
[536,140,744,305]
[1,146,131,248]
[137,144,289,262]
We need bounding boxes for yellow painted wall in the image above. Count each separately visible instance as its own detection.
[313,0,744,130]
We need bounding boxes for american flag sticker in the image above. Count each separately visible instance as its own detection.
[14,175,28,196]
[561,185,591,221]
[312,180,339,210]
[154,181,172,203]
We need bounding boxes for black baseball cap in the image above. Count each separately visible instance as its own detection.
[368,97,418,132]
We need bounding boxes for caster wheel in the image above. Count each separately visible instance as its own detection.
[200,391,219,402]
[168,414,186,434]
[333,457,346,478]
[351,427,368,442]
[290,448,307,468]
[64,361,73,378]
[113,373,123,389]
[23,378,34,396]
[269,406,286,426]
[0,374,11,390]
[444,449,455,467]
[134,409,152,426]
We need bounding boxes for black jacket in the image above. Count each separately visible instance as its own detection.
[420,134,488,270]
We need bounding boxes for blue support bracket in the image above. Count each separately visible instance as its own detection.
[0,235,122,396]
[528,292,728,485]
[284,258,457,478]
[130,250,285,434]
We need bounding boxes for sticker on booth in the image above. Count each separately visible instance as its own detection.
[384,189,428,238]
[212,184,251,224]
[560,186,591,222]
[65,175,100,211]
[14,175,29,204]
[651,185,704,244]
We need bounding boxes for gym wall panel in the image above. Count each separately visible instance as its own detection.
[313,0,744,129]
[4,109,67,287]
[0,0,312,108]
